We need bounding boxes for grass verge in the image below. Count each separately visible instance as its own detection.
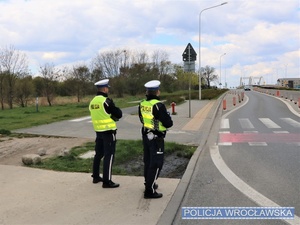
[28,140,197,177]
[1,89,226,131]
[0,95,143,131]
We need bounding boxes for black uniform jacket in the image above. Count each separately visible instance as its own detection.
[96,91,122,123]
[138,94,173,137]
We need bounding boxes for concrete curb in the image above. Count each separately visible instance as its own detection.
[157,94,225,225]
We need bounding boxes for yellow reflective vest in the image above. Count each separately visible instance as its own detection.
[89,95,117,132]
[140,99,167,132]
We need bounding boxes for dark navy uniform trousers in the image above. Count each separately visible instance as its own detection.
[93,131,116,183]
[142,134,164,193]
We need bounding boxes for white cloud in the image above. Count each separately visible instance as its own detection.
[42,52,69,60]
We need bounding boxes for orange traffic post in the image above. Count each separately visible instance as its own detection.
[171,102,176,115]
[233,97,236,106]
[276,90,280,97]
[223,99,226,110]
[298,98,300,108]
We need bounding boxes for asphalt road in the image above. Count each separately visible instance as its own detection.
[172,91,300,225]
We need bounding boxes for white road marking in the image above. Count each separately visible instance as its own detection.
[218,142,232,146]
[220,119,230,129]
[273,131,289,133]
[69,116,91,122]
[248,142,267,146]
[259,118,281,129]
[275,96,300,118]
[239,118,254,129]
[210,145,300,225]
[221,117,299,131]
[281,118,300,128]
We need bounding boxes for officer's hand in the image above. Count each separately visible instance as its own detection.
[111,115,119,121]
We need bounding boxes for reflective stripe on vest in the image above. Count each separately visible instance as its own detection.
[89,96,117,131]
[140,99,166,132]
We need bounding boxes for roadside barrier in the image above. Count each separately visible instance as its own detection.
[223,99,226,110]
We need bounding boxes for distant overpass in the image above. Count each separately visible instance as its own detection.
[240,76,264,86]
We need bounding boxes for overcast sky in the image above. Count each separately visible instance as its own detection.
[1,0,299,87]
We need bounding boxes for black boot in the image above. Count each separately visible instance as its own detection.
[144,190,163,199]
[91,175,103,184]
[102,181,120,188]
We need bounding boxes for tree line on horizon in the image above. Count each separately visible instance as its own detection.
[0,45,219,110]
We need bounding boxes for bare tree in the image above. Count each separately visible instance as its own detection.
[39,63,61,106]
[14,75,34,107]
[0,71,9,110]
[132,50,149,65]
[90,63,104,83]
[69,64,90,102]
[201,65,218,88]
[0,45,29,109]
[92,49,127,78]
[151,50,170,75]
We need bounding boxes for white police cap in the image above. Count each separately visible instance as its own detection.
[94,79,110,88]
[144,80,160,90]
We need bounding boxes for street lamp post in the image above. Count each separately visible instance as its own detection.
[199,2,228,99]
[219,53,226,88]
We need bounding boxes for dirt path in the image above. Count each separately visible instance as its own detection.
[0,136,92,166]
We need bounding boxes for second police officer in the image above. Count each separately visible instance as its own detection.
[138,80,173,199]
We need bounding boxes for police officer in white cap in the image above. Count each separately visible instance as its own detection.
[89,79,122,188]
[138,80,173,198]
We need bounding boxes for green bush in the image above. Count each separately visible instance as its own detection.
[162,89,227,102]
[0,129,11,135]
[201,89,228,100]
[164,95,185,105]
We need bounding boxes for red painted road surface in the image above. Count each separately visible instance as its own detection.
[219,133,300,143]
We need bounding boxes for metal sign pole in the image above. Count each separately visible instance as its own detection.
[182,43,197,118]
[188,45,191,118]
